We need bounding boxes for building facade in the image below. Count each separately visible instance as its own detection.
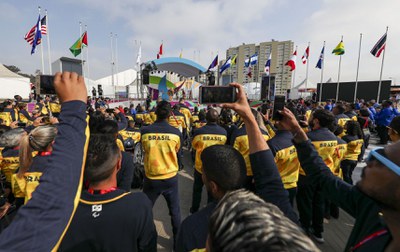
[222,40,294,96]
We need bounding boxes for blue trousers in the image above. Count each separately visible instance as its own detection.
[143,175,181,241]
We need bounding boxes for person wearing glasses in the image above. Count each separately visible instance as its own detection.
[388,116,400,143]
[276,108,400,252]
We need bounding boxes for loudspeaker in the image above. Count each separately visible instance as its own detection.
[208,74,215,86]
[142,69,150,85]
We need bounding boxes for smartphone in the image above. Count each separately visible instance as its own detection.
[106,108,115,114]
[199,86,237,104]
[272,95,286,120]
[17,122,27,128]
[39,75,56,95]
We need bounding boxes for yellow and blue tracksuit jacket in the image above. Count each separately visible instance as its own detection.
[119,127,141,143]
[231,125,270,176]
[342,135,364,161]
[332,137,348,178]
[141,120,182,180]
[179,105,192,129]
[191,123,227,174]
[305,127,338,174]
[168,110,187,132]
[267,130,300,189]
[336,113,351,130]
[12,154,50,204]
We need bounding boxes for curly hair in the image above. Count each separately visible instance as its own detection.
[208,189,320,252]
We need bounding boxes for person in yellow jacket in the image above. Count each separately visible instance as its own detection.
[49,96,61,117]
[0,128,25,206]
[341,121,364,185]
[17,103,34,125]
[231,109,270,190]
[141,101,182,245]
[12,125,57,208]
[35,97,49,116]
[190,109,227,213]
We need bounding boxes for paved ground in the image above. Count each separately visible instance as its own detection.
[148,135,383,252]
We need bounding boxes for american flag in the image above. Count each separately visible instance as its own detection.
[24,16,46,45]
[40,15,47,35]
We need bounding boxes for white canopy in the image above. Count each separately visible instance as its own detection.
[0,64,30,99]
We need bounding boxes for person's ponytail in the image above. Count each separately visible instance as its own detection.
[18,125,57,177]
[18,134,33,177]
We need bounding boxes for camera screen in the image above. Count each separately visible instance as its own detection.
[200,86,236,104]
[272,95,286,120]
[40,75,56,95]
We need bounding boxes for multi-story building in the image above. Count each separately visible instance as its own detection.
[222,40,294,96]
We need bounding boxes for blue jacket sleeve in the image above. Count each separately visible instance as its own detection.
[294,139,366,218]
[0,101,89,251]
[249,150,298,224]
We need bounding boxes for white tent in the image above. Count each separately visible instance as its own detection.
[0,64,31,99]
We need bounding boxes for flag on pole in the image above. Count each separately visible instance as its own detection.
[285,50,297,71]
[264,54,271,76]
[136,45,142,65]
[159,43,163,55]
[231,54,237,65]
[30,15,42,55]
[316,46,325,69]
[24,15,46,45]
[370,33,387,58]
[301,46,309,64]
[247,66,252,78]
[332,40,345,55]
[219,57,231,74]
[40,15,47,35]
[250,54,258,65]
[207,55,218,71]
[244,58,250,67]
[69,31,88,57]
[157,43,163,59]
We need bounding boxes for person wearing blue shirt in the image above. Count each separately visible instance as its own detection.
[375,101,395,144]
[324,100,333,111]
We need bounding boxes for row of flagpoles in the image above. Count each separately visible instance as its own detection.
[213,28,388,102]
[25,7,388,103]
[24,7,89,79]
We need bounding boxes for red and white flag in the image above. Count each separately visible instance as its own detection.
[157,43,163,59]
[285,50,297,71]
[301,46,309,64]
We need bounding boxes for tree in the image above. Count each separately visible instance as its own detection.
[4,65,21,74]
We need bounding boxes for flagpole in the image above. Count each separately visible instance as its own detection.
[335,35,343,101]
[45,10,52,74]
[305,42,310,97]
[319,41,326,103]
[115,34,119,85]
[354,33,362,102]
[85,25,90,82]
[39,7,45,74]
[110,32,114,86]
[79,22,85,78]
[377,26,389,103]
[292,46,297,96]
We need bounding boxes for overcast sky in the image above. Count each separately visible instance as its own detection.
[0,0,399,84]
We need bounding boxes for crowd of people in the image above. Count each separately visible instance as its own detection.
[0,72,399,251]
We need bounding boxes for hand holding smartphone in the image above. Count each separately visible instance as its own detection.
[199,86,237,104]
[272,96,286,121]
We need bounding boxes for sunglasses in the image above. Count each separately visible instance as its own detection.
[366,147,400,176]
